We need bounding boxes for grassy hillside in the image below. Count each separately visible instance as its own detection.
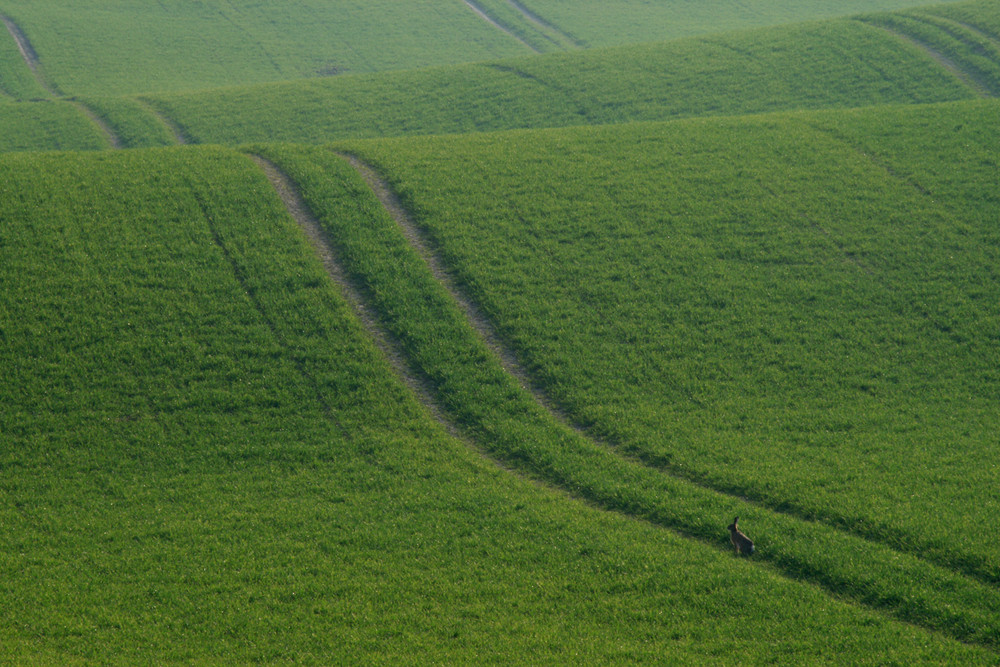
[0,0,971,99]
[3,146,993,663]
[478,0,970,48]
[0,0,530,98]
[142,16,976,147]
[0,100,108,151]
[2,0,998,662]
[861,0,1000,96]
[338,100,1000,594]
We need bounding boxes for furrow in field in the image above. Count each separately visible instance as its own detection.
[70,99,123,150]
[337,150,994,585]
[249,154,544,486]
[857,18,992,98]
[319,151,1000,650]
[504,0,581,49]
[0,13,61,96]
[135,97,190,145]
[461,0,539,53]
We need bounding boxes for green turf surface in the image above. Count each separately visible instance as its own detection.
[0,100,107,151]
[145,17,975,147]
[481,0,972,47]
[4,145,994,662]
[321,100,1000,643]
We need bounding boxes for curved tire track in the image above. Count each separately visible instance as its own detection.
[461,0,539,53]
[857,18,992,98]
[249,150,1000,651]
[336,151,1000,585]
[1,13,61,96]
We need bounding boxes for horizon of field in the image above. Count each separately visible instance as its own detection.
[2,0,997,153]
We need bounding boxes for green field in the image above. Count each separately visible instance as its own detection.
[473,0,971,47]
[2,0,999,662]
[142,17,977,146]
[1,142,996,663]
[0,0,976,99]
[333,99,1000,588]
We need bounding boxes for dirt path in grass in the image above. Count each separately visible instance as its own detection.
[338,153,576,421]
[462,0,539,53]
[251,155,484,444]
[505,0,581,49]
[71,100,123,149]
[859,19,992,98]
[135,98,191,145]
[250,152,1000,651]
[1,13,61,96]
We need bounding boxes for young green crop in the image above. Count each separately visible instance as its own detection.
[485,0,972,47]
[253,137,1000,650]
[861,8,1000,96]
[338,101,1000,589]
[5,145,992,662]
[0,100,107,151]
[77,96,178,148]
[146,16,974,147]
[0,16,48,99]
[0,0,530,97]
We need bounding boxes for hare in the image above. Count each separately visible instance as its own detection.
[727,517,754,555]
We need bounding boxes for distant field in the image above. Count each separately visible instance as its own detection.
[0,0,529,97]
[0,0,976,99]
[143,17,975,147]
[3,146,993,663]
[3,0,999,661]
[481,0,971,47]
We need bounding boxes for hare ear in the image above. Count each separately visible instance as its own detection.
[733,517,739,524]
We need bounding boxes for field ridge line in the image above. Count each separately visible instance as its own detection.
[857,18,991,98]
[1,13,61,97]
[336,151,1000,595]
[461,0,540,53]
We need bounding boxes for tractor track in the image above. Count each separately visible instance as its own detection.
[333,153,1000,593]
[857,18,993,98]
[461,0,538,53]
[1,12,61,96]
[248,151,1000,652]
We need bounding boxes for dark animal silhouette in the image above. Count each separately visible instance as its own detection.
[727,517,754,555]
